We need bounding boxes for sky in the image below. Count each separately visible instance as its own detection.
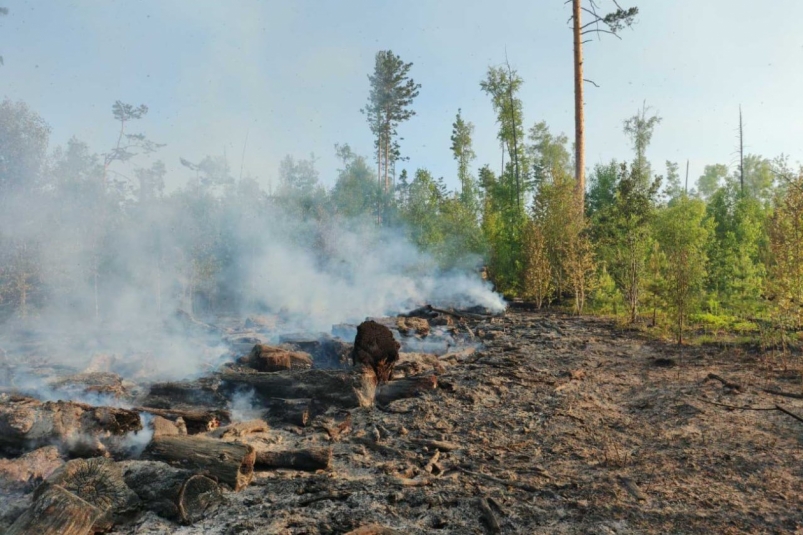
[2,0,802,193]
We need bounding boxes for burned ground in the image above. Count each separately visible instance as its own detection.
[3,309,803,534]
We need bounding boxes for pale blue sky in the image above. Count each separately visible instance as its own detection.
[3,0,802,191]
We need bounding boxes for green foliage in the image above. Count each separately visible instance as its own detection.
[767,171,803,334]
[594,162,660,322]
[704,182,767,317]
[450,109,479,214]
[654,195,711,343]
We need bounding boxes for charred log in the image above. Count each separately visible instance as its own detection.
[42,457,139,532]
[5,484,102,535]
[122,460,223,525]
[134,406,230,435]
[0,396,142,456]
[221,367,377,409]
[140,377,226,411]
[208,419,268,439]
[352,321,400,383]
[279,333,352,368]
[238,344,313,372]
[376,374,438,406]
[0,445,64,491]
[263,398,318,427]
[253,446,333,471]
[144,435,255,491]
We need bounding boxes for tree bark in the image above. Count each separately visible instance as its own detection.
[254,447,332,471]
[144,435,256,491]
[6,484,102,535]
[220,367,377,409]
[573,0,586,207]
[376,374,438,405]
[263,397,316,427]
[122,460,223,525]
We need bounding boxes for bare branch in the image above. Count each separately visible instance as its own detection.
[582,28,622,39]
[583,78,600,88]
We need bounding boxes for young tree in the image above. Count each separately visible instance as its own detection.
[521,219,552,308]
[767,172,803,332]
[655,195,710,344]
[594,163,660,322]
[480,64,526,212]
[697,164,729,200]
[330,144,380,219]
[569,0,638,206]
[361,51,421,193]
[450,109,478,213]
[103,101,163,187]
[623,103,661,186]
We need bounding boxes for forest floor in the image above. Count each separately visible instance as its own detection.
[124,308,803,535]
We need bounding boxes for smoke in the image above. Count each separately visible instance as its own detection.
[227,389,262,422]
[0,103,504,388]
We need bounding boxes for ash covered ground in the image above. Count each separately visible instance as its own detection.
[2,307,803,534]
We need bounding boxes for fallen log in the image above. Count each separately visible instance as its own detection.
[352,321,400,383]
[254,446,333,471]
[376,374,437,405]
[263,398,317,426]
[144,435,256,491]
[239,344,313,372]
[345,524,404,535]
[209,419,269,439]
[5,484,102,535]
[141,378,227,411]
[43,457,139,532]
[0,396,142,456]
[396,317,430,337]
[122,460,223,525]
[0,445,64,491]
[220,367,377,409]
[134,406,229,434]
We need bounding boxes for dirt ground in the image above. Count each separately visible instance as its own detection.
[119,308,803,534]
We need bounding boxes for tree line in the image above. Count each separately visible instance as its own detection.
[1,42,802,347]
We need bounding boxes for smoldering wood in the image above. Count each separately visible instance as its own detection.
[5,483,103,535]
[238,344,313,372]
[134,406,230,434]
[144,435,256,491]
[278,333,352,368]
[122,460,223,525]
[0,395,142,456]
[140,377,227,411]
[263,397,317,427]
[396,316,430,337]
[208,419,269,439]
[253,446,333,471]
[351,320,400,383]
[220,367,377,409]
[48,371,132,400]
[375,374,438,406]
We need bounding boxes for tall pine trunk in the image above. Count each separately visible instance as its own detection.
[573,0,585,207]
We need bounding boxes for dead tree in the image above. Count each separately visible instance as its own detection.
[570,0,638,206]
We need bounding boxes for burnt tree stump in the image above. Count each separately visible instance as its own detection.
[352,320,400,383]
